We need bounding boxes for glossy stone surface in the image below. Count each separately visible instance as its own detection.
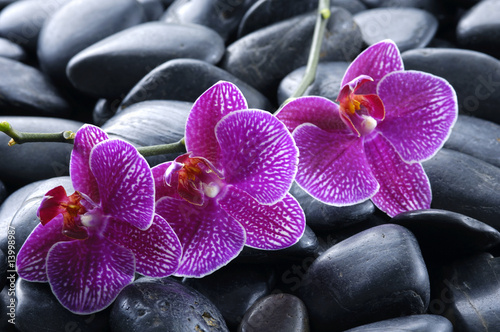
[0,37,25,61]
[343,314,453,332]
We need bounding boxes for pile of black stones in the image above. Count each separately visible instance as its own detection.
[0,0,499,331]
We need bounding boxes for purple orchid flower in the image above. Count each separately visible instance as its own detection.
[153,81,306,278]
[276,40,458,217]
[16,124,182,314]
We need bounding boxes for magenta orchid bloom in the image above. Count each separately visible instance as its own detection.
[16,124,182,314]
[153,81,306,278]
[276,40,458,217]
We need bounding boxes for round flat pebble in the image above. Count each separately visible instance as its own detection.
[343,314,453,332]
[0,37,25,61]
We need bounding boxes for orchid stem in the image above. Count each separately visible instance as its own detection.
[285,0,331,103]
[0,121,75,146]
[136,138,186,157]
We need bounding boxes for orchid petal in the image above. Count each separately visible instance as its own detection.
[16,215,71,282]
[105,214,182,277]
[215,109,298,204]
[275,96,345,133]
[342,40,403,95]
[155,197,246,278]
[152,162,180,201]
[219,186,305,250]
[293,123,379,205]
[46,236,135,314]
[36,185,69,225]
[90,139,154,230]
[377,70,458,162]
[70,124,109,202]
[365,134,431,217]
[185,81,248,166]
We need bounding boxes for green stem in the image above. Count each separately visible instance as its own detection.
[0,121,75,146]
[136,138,186,157]
[286,0,331,102]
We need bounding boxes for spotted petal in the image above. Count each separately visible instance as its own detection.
[377,70,458,162]
[215,109,298,205]
[90,139,155,230]
[293,123,379,205]
[16,215,71,282]
[365,134,431,217]
[185,81,248,167]
[46,236,135,314]
[155,197,246,278]
[105,214,182,277]
[219,186,305,249]
[70,124,109,202]
[341,39,403,95]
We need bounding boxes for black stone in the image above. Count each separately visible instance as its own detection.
[343,314,453,332]
[0,0,70,53]
[0,58,71,116]
[0,117,82,189]
[222,7,363,99]
[1,286,18,331]
[0,180,5,206]
[102,100,190,167]
[299,224,430,332]
[422,149,500,230]
[0,0,18,10]
[402,47,500,124]
[289,182,375,231]
[37,0,144,84]
[277,61,350,105]
[93,98,122,127]
[238,293,309,332]
[110,277,229,332]
[360,0,437,11]
[163,0,257,42]
[0,249,6,291]
[16,279,111,332]
[184,264,275,328]
[445,115,500,168]
[457,0,500,58]
[119,58,272,111]
[67,22,225,99]
[0,37,25,61]
[353,8,438,52]
[237,0,367,38]
[137,0,165,22]
[391,209,500,259]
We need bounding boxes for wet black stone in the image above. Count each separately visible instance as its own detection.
[16,279,111,332]
[422,149,500,230]
[343,314,453,332]
[238,293,309,332]
[299,224,430,332]
[456,0,500,58]
[0,117,82,189]
[110,277,229,332]
[391,209,500,259]
[222,7,363,99]
[119,58,272,111]
[360,0,437,10]
[67,22,225,99]
[237,0,367,38]
[163,0,257,42]
[445,115,500,168]
[0,58,71,116]
[402,47,500,124]
[37,0,144,84]
[102,100,190,166]
[353,8,438,52]
[0,37,25,61]
[93,98,122,127]
[289,182,375,231]
[436,253,500,331]
[184,264,275,328]
[138,0,165,21]
[0,0,70,53]
[277,61,350,105]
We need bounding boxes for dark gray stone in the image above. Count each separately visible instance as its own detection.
[119,59,272,111]
[402,47,500,124]
[0,58,71,116]
[0,117,82,188]
[0,249,6,291]
[138,0,165,21]
[299,224,430,332]
[422,149,500,230]
[360,0,437,10]
[343,314,453,332]
[0,37,25,61]
[93,98,122,127]
[353,8,438,52]
[110,277,229,332]
[37,0,144,84]
[277,61,350,105]
[0,180,5,206]
[238,293,309,332]
[67,22,225,99]
[222,7,363,99]
[1,286,21,331]
[445,115,500,168]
